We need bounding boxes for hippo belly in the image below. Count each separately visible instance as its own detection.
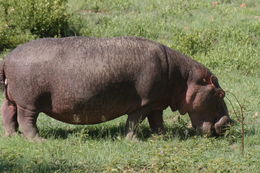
[44,82,144,125]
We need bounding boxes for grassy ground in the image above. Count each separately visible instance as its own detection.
[0,0,259,172]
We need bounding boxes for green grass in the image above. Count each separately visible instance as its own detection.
[0,0,260,172]
[0,72,259,172]
[66,0,259,75]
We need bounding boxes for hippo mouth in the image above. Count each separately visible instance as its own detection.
[189,114,232,137]
[200,115,232,136]
[213,115,232,135]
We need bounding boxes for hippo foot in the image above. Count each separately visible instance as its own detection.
[3,130,18,137]
[3,132,19,138]
[125,132,138,141]
[26,135,46,142]
[151,128,166,135]
[147,110,165,135]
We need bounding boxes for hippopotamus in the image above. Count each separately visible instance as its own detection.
[0,36,232,140]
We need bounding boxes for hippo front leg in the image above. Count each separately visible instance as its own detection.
[17,106,42,141]
[125,110,146,140]
[147,110,165,135]
[2,99,18,136]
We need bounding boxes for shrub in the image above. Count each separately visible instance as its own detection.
[167,24,259,75]
[172,29,218,56]
[0,0,69,51]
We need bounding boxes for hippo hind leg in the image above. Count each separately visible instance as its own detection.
[17,106,42,141]
[147,110,165,135]
[2,99,18,136]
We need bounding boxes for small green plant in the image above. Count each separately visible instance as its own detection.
[226,92,246,155]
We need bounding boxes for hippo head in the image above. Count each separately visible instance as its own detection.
[178,68,232,136]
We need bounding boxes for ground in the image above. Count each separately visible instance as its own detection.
[0,0,259,172]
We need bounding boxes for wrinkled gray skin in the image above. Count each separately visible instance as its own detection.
[0,37,232,140]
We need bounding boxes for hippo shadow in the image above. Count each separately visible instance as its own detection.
[40,123,126,140]
[39,122,197,141]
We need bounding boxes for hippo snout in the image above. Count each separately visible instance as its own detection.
[214,116,233,135]
[200,116,233,136]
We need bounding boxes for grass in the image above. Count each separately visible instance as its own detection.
[66,0,259,75]
[0,72,259,172]
[0,0,260,172]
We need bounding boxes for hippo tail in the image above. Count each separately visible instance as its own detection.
[0,60,5,91]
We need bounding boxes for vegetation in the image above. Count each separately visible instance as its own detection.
[0,0,69,50]
[0,0,259,172]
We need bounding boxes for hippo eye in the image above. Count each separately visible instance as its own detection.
[198,78,208,85]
